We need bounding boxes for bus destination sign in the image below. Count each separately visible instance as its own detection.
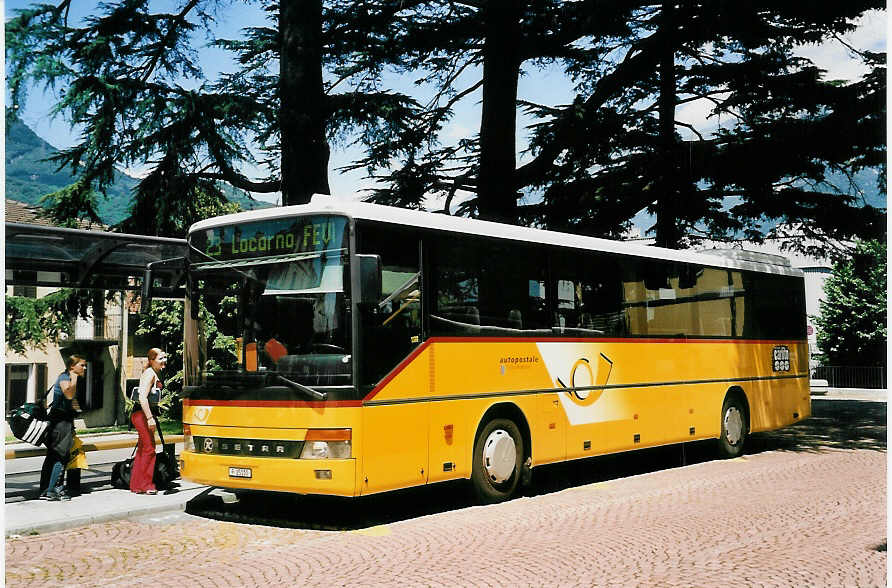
[191,216,347,262]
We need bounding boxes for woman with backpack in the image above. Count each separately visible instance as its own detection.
[39,355,86,501]
[130,348,167,494]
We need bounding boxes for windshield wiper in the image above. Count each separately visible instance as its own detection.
[270,373,328,401]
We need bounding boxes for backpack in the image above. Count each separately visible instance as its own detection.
[8,402,50,446]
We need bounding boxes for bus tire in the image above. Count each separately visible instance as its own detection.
[717,393,748,459]
[471,418,524,504]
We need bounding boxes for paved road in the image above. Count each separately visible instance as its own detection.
[5,447,139,503]
[6,399,886,587]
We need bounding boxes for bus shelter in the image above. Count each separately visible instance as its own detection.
[5,223,187,425]
[6,222,187,294]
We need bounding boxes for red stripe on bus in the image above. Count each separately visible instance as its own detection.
[361,336,805,403]
[183,399,362,408]
[189,337,805,407]
[362,340,434,403]
[424,336,806,345]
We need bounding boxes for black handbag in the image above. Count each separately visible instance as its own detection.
[110,420,180,490]
[111,451,134,489]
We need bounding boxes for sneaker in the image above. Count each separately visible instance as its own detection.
[42,491,62,502]
[58,492,71,501]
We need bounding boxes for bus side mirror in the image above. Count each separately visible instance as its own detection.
[140,256,186,314]
[358,254,382,306]
[140,268,153,314]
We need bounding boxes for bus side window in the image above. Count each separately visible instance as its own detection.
[431,237,548,336]
[551,250,624,337]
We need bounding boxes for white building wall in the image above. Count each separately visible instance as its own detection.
[802,268,832,362]
[5,282,126,428]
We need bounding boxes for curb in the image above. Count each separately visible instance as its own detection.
[5,435,185,460]
[5,485,210,537]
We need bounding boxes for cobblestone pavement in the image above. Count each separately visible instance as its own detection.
[7,401,886,587]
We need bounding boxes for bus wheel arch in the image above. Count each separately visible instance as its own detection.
[718,386,750,458]
[470,403,531,503]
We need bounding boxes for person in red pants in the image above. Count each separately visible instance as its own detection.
[131,348,167,494]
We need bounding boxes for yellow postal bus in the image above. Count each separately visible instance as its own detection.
[178,199,810,503]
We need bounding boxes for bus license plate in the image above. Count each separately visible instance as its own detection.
[228,467,252,479]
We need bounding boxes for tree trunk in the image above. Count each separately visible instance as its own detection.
[477,0,522,223]
[654,0,682,248]
[280,0,330,206]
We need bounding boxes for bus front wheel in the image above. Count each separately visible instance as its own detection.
[717,394,748,459]
[471,418,524,504]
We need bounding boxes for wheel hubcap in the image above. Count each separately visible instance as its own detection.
[482,429,517,483]
[724,406,743,446]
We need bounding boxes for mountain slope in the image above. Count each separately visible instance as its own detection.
[5,116,272,225]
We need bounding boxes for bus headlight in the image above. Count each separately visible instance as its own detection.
[183,424,195,452]
[300,429,352,459]
[301,440,351,459]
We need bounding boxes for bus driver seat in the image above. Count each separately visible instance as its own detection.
[507,309,522,330]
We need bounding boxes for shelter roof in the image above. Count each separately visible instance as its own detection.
[5,222,187,293]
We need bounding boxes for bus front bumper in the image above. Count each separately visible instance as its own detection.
[180,451,357,496]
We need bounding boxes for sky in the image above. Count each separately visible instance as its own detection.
[4,2,887,223]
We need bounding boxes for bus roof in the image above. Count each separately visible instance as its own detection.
[189,195,803,277]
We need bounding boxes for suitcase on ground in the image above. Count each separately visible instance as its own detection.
[153,442,179,489]
[111,456,133,489]
[111,424,180,490]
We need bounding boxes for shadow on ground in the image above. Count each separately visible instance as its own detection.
[185,398,885,531]
[749,399,886,454]
[5,467,114,503]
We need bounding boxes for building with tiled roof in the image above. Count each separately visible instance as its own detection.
[5,198,105,230]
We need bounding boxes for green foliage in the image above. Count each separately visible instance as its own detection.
[361,0,886,251]
[519,3,887,248]
[6,0,424,226]
[5,111,272,226]
[815,240,887,366]
[132,297,238,420]
[132,300,187,419]
[39,178,104,227]
[117,176,239,237]
[6,0,885,250]
[5,290,92,354]
[128,190,242,418]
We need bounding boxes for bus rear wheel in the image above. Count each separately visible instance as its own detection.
[471,418,524,504]
[717,394,748,459]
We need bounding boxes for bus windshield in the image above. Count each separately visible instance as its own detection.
[185,215,352,397]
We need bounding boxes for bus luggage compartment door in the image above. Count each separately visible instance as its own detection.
[361,403,429,494]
